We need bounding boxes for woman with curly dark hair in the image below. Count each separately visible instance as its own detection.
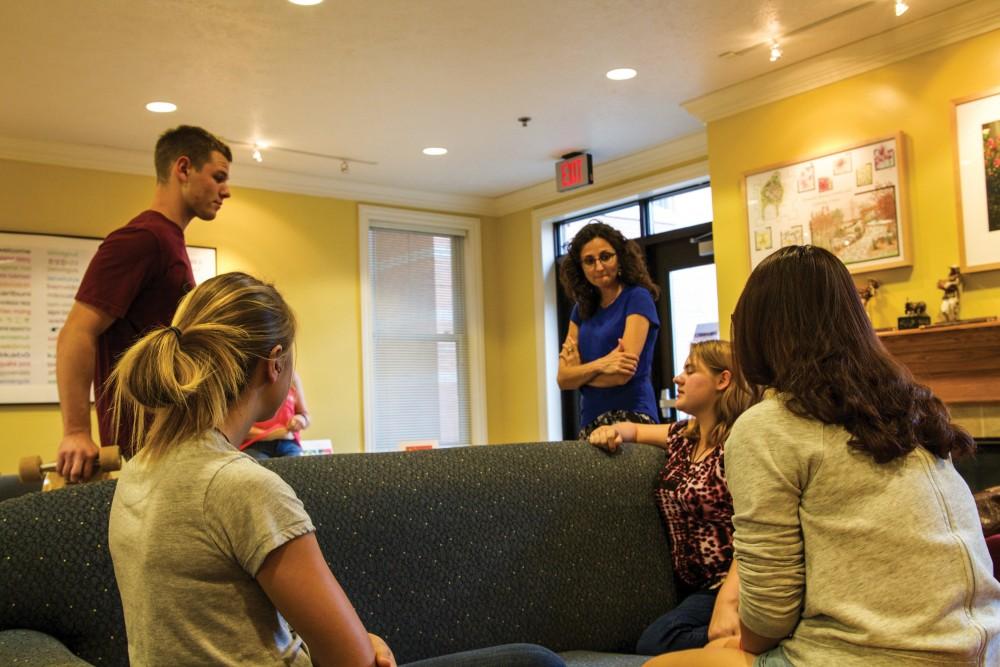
[645,245,1000,667]
[557,221,661,438]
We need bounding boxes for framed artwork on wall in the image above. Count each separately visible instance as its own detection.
[743,133,911,274]
[952,87,1000,273]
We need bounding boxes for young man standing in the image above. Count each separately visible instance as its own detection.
[55,126,232,482]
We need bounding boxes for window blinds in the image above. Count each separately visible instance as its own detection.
[368,227,471,452]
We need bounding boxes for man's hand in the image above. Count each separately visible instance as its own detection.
[56,432,100,483]
[369,634,396,667]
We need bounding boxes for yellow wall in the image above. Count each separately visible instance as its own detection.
[707,29,1000,436]
[482,209,540,443]
[709,29,1000,330]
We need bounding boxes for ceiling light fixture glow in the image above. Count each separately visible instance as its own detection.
[606,68,637,81]
[422,147,448,156]
[251,148,263,163]
[288,0,323,5]
[895,0,909,16]
[145,101,177,113]
[769,41,783,62]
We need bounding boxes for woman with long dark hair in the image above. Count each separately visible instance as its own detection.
[558,222,661,437]
[645,246,1000,667]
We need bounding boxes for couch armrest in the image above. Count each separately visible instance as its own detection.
[0,629,93,666]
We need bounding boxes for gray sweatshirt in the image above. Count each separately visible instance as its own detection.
[726,396,1000,666]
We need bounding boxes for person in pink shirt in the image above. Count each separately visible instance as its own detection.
[241,371,311,459]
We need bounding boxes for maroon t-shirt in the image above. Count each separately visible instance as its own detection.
[76,210,194,455]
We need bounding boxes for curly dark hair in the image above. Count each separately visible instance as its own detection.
[558,222,659,319]
[732,245,974,464]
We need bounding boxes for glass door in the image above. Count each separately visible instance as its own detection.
[640,223,717,424]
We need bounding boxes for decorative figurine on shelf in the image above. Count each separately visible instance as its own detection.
[899,298,931,330]
[856,278,881,321]
[937,265,962,322]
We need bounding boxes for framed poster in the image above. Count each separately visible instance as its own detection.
[743,134,911,274]
[952,87,1000,273]
[0,231,216,405]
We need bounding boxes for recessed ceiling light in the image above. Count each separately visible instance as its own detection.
[422,147,448,156]
[606,68,637,81]
[145,101,177,113]
[769,41,783,62]
[288,0,323,5]
[895,0,909,16]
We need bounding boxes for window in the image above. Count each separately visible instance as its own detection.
[359,206,486,453]
[555,183,711,256]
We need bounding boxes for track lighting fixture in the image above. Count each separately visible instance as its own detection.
[769,41,783,62]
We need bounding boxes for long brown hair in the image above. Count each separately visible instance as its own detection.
[732,245,973,463]
[559,221,659,319]
[110,272,296,458]
[681,340,758,449]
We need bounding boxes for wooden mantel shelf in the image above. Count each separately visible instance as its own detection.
[877,320,1000,404]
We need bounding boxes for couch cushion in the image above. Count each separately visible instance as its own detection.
[0,481,125,665]
[0,442,675,666]
[264,442,675,663]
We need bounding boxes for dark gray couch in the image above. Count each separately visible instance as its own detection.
[0,442,676,666]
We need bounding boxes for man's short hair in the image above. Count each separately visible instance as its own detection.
[154,126,233,183]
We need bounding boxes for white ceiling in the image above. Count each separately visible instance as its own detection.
[0,0,994,204]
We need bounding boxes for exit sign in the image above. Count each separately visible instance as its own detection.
[555,152,593,192]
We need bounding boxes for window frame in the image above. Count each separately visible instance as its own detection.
[553,180,711,257]
[358,205,487,452]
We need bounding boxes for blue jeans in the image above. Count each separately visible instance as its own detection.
[402,643,565,667]
[754,645,792,667]
[243,439,303,460]
[635,588,717,654]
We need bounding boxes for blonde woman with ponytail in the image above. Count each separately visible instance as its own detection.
[107,272,565,667]
[589,340,757,657]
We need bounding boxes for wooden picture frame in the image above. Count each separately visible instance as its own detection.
[743,133,911,274]
[952,86,1000,274]
[0,231,216,405]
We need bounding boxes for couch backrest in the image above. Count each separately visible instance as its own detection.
[1,441,676,665]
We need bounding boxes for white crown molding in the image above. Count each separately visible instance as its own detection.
[0,135,495,216]
[491,131,708,217]
[683,2,1000,124]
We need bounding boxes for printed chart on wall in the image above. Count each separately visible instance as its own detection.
[0,232,216,404]
[744,134,910,273]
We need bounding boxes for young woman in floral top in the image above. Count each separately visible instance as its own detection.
[589,340,757,655]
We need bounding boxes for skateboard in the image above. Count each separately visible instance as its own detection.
[18,446,122,491]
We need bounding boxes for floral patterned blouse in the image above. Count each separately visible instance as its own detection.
[654,420,735,590]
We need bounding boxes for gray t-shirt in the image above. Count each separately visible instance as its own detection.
[727,395,1000,666]
[109,430,315,666]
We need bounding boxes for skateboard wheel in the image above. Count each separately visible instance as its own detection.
[18,456,43,483]
[98,446,121,472]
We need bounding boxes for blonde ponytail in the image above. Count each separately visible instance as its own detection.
[110,272,295,458]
